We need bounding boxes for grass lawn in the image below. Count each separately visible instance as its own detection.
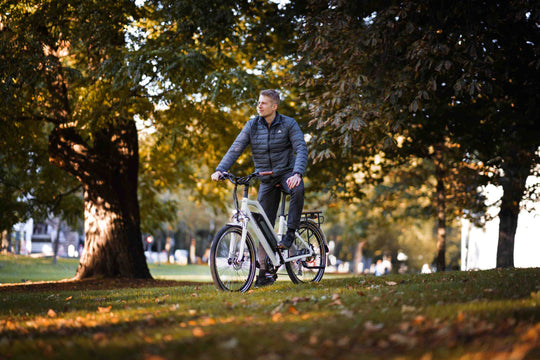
[0,255,538,360]
[0,255,213,284]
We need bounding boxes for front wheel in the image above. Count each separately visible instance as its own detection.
[285,221,327,283]
[210,225,256,292]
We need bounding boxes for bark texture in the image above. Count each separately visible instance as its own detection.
[496,151,532,268]
[49,119,151,279]
[434,147,446,272]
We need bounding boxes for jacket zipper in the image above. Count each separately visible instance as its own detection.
[266,120,273,170]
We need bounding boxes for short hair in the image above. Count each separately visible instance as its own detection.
[259,89,280,106]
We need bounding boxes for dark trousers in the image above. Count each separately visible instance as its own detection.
[257,171,304,231]
[256,171,304,270]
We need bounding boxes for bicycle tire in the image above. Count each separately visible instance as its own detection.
[285,220,326,284]
[210,225,256,292]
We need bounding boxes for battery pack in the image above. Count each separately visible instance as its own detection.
[251,212,278,251]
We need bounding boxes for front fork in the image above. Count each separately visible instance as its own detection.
[227,213,249,263]
[238,217,249,260]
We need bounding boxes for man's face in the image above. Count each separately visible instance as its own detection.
[257,95,278,118]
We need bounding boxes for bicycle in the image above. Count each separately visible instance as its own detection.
[209,171,328,292]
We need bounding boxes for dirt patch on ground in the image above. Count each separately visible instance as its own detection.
[0,278,202,293]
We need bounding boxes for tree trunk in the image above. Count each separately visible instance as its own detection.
[52,220,61,265]
[434,147,446,272]
[496,153,532,268]
[353,240,366,274]
[49,119,151,279]
[0,230,11,254]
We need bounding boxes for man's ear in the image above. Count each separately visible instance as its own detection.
[272,103,278,111]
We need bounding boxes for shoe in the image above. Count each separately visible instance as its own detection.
[254,272,276,287]
[278,231,295,249]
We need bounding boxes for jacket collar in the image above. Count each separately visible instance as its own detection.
[257,111,282,128]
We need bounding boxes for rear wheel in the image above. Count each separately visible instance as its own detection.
[210,225,256,292]
[285,221,326,283]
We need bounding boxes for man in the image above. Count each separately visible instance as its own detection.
[211,89,308,287]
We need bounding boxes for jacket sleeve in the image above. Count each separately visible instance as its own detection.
[289,120,308,175]
[216,120,253,172]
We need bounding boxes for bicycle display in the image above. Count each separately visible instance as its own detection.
[209,171,328,292]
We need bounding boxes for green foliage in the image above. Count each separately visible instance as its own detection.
[0,0,148,231]
[297,0,539,190]
[133,0,306,233]
[0,114,82,231]
[294,0,539,267]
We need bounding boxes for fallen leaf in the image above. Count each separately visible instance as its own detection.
[521,324,540,342]
[401,305,416,313]
[47,309,57,318]
[288,305,299,315]
[386,281,398,286]
[364,321,384,332]
[389,333,417,348]
[283,332,299,342]
[200,317,216,326]
[155,295,169,304]
[271,312,283,322]
[93,332,107,342]
[192,327,205,337]
[289,296,311,304]
[65,296,73,301]
[98,306,112,313]
[143,354,167,360]
[143,335,153,343]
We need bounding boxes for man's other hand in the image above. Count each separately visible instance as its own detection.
[286,173,302,189]
[211,171,224,181]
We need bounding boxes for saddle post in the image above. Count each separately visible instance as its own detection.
[276,186,288,240]
[279,190,287,217]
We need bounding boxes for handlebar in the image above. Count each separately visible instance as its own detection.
[219,171,273,185]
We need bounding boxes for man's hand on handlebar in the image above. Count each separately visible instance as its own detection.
[211,171,224,181]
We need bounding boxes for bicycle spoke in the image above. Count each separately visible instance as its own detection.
[285,221,326,283]
[210,225,256,292]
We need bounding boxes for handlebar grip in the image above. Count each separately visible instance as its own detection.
[258,171,273,176]
[218,171,230,180]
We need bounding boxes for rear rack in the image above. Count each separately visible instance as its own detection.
[301,211,325,228]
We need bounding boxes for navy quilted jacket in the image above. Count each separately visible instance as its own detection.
[216,112,308,180]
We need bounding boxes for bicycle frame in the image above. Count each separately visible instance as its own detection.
[229,192,314,268]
